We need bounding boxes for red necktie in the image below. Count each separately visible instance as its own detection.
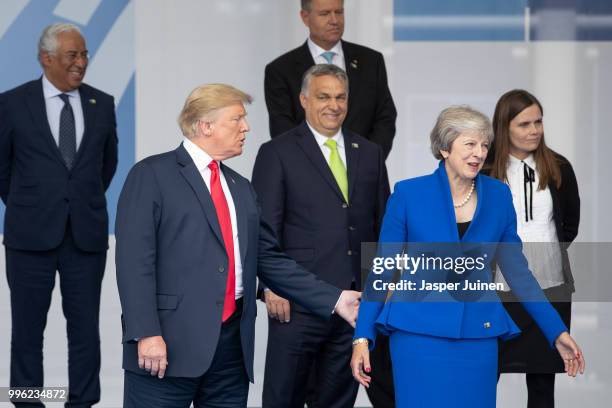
[208,161,236,321]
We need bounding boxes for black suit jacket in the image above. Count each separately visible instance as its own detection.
[546,153,581,293]
[116,144,341,380]
[0,79,118,251]
[252,122,390,295]
[264,40,397,158]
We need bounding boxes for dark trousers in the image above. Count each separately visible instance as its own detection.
[307,334,396,408]
[123,305,249,408]
[497,373,556,408]
[526,373,556,408]
[262,309,358,408]
[5,226,106,408]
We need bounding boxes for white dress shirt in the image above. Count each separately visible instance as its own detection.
[307,122,347,167]
[495,154,565,290]
[183,138,244,299]
[42,75,85,149]
[307,38,346,70]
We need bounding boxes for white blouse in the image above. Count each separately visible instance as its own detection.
[495,154,565,290]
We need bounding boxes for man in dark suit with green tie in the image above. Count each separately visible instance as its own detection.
[254,64,390,408]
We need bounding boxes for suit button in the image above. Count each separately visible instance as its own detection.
[484,322,491,328]
[218,266,225,273]
[347,250,353,256]
[348,226,355,231]
[342,203,348,209]
[216,300,224,306]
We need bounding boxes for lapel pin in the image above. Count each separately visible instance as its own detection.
[231,177,236,184]
[352,143,359,148]
[350,59,358,69]
[89,98,96,104]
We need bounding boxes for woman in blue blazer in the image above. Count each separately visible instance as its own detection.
[350,106,585,407]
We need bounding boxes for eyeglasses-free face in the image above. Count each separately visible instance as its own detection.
[40,30,88,92]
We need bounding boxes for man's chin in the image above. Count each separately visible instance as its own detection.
[322,123,342,132]
[326,34,342,43]
[69,80,83,89]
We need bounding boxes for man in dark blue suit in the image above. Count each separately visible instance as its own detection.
[253,64,390,408]
[0,23,118,407]
[115,83,361,408]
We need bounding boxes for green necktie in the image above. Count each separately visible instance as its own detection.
[324,139,349,203]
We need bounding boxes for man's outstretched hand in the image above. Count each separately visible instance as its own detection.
[334,290,361,327]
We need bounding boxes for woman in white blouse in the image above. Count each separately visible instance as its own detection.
[484,89,581,408]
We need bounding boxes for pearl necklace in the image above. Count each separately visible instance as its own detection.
[453,179,475,208]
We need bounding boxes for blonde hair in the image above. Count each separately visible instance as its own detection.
[178,84,253,137]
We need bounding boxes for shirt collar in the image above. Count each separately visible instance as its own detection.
[306,122,344,149]
[307,37,343,61]
[183,137,217,172]
[509,153,536,170]
[42,74,79,100]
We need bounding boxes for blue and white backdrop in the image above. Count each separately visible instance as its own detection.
[1,1,610,406]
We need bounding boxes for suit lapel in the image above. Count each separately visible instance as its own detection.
[221,164,248,264]
[435,161,484,242]
[342,41,361,115]
[295,123,346,203]
[175,145,225,247]
[72,85,98,170]
[470,174,484,238]
[296,41,315,72]
[26,79,65,165]
[435,162,460,241]
[344,130,360,201]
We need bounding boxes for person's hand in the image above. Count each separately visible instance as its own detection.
[554,331,585,377]
[351,342,371,387]
[138,335,168,378]
[334,290,361,327]
[264,290,291,323]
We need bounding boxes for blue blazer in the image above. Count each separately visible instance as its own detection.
[0,79,118,251]
[354,161,567,347]
[115,144,341,380]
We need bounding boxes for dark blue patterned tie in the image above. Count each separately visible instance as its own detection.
[58,93,76,170]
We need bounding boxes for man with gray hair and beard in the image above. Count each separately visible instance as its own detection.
[0,23,118,406]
